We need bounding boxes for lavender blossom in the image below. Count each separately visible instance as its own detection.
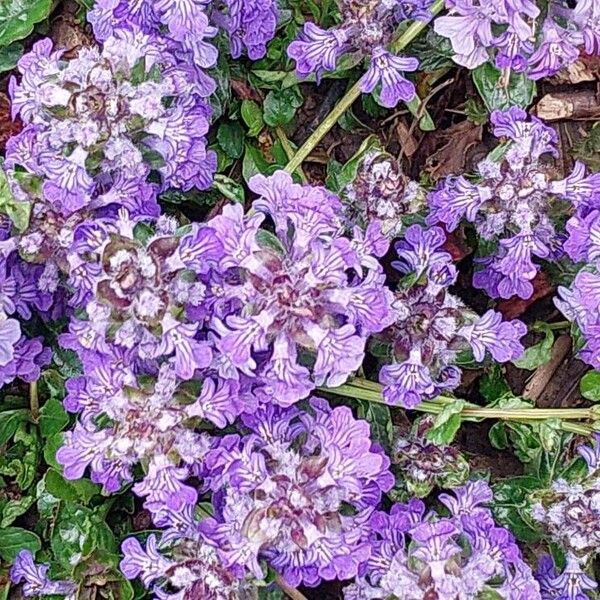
[288,0,419,108]
[55,211,246,511]
[378,223,526,408]
[429,107,598,300]
[199,398,394,587]
[10,550,76,599]
[391,416,470,498]
[207,171,395,405]
[120,506,255,599]
[7,32,215,239]
[531,435,600,562]
[343,149,425,239]
[344,480,541,599]
[537,554,597,600]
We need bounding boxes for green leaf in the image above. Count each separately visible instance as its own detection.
[0,41,23,73]
[426,399,465,445]
[0,163,31,233]
[405,95,435,131]
[212,174,245,204]
[242,144,277,183]
[217,122,245,159]
[356,401,393,452]
[0,408,29,445]
[0,0,53,47]
[39,398,70,438]
[580,371,600,402]
[241,100,265,137]
[51,504,116,569]
[263,87,303,127]
[0,495,34,527]
[513,322,554,370]
[43,432,65,470]
[472,63,535,111]
[45,469,100,505]
[0,527,41,562]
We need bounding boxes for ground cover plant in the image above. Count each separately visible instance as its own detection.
[2,0,600,598]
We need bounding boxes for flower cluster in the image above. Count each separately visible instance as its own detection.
[54,210,247,511]
[343,149,425,239]
[537,554,598,600]
[10,550,76,599]
[344,480,541,599]
[199,398,394,587]
[7,31,215,220]
[121,505,255,599]
[433,0,600,79]
[378,223,525,408]
[391,416,470,498]
[89,0,278,62]
[206,171,395,406]
[531,435,600,563]
[429,107,600,300]
[288,0,422,108]
[555,171,600,368]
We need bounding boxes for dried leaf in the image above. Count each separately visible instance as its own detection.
[424,120,482,180]
[497,272,554,320]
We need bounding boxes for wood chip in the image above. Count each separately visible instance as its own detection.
[394,120,418,158]
[535,90,600,121]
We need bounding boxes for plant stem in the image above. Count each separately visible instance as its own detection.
[274,574,308,600]
[284,0,445,174]
[275,127,308,183]
[320,381,598,423]
[546,320,571,331]
[30,381,39,422]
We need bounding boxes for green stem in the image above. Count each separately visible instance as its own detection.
[30,381,39,423]
[275,127,308,183]
[320,381,598,423]
[284,0,445,174]
[546,320,571,331]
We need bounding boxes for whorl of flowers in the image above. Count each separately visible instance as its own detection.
[343,150,425,239]
[55,211,246,511]
[429,107,600,300]
[344,480,541,599]
[433,0,599,79]
[555,180,600,369]
[288,0,422,108]
[89,0,278,62]
[7,31,215,223]
[10,550,76,599]
[536,553,598,600]
[206,170,395,406]
[121,505,255,599]
[377,223,526,408]
[198,398,395,587]
[530,434,600,564]
[391,416,470,498]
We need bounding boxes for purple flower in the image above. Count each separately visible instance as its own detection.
[288,23,349,81]
[378,224,525,408]
[219,0,278,60]
[360,48,418,108]
[433,0,497,68]
[345,481,540,599]
[460,310,527,363]
[429,109,581,301]
[527,23,580,80]
[206,172,394,405]
[11,550,76,598]
[536,554,597,600]
[200,399,394,587]
[0,312,21,367]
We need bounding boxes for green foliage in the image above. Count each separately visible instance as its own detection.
[512,322,555,370]
[473,63,536,111]
[0,163,31,233]
[0,0,52,47]
[580,371,600,402]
